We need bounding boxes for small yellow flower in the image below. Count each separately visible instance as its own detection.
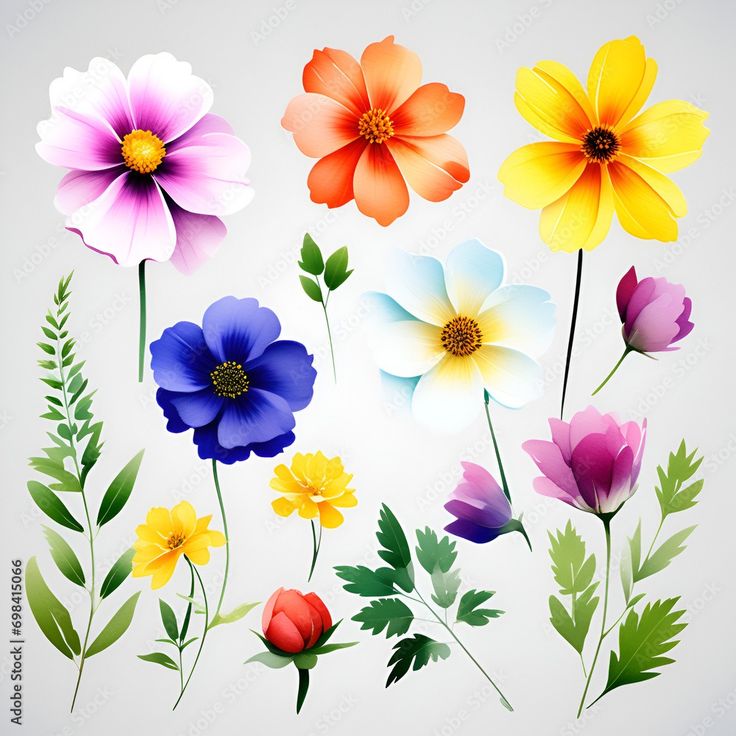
[132,501,226,589]
[270,452,357,529]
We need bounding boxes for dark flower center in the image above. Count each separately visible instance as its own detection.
[581,127,620,163]
[441,316,483,357]
[210,361,250,398]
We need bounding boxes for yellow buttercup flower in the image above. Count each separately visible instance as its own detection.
[498,36,709,252]
[132,501,226,589]
[270,452,356,529]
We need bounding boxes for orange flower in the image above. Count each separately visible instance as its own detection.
[282,36,469,226]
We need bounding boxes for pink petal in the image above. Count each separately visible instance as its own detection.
[548,418,572,462]
[623,277,657,335]
[168,202,227,275]
[54,167,123,214]
[569,406,609,451]
[127,52,213,143]
[616,266,638,321]
[67,172,176,266]
[155,133,253,216]
[167,113,234,152]
[522,439,580,499]
[532,477,586,510]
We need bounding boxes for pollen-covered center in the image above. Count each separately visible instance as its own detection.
[210,361,250,399]
[581,127,620,163]
[121,129,166,174]
[167,532,186,550]
[358,108,395,144]
[440,316,483,358]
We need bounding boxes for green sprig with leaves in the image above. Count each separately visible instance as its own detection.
[298,233,353,382]
[26,274,144,711]
[336,504,511,711]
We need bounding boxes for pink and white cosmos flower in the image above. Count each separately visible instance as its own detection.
[36,53,254,273]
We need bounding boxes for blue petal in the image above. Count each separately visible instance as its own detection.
[156,388,190,434]
[363,292,417,325]
[217,389,295,449]
[168,388,224,428]
[379,371,419,416]
[444,239,505,315]
[202,296,281,364]
[192,424,295,464]
[445,518,501,544]
[248,431,296,458]
[150,321,215,392]
[246,340,316,411]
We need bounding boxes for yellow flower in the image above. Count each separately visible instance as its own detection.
[132,501,226,589]
[498,36,709,252]
[270,452,356,529]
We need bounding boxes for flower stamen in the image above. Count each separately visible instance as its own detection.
[167,532,186,550]
[581,127,620,163]
[441,316,483,357]
[121,129,166,174]
[210,361,250,398]
[358,108,395,144]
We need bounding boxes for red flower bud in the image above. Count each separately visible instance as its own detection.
[262,587,332,654]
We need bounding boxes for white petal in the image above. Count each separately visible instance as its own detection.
[371,320,443,378]
[472,346,543,408]
[444,239,505,315]
[364,292,416,326]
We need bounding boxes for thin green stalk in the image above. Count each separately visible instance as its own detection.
[316,277,337,382]
[561,249,583,420]
[173,558,209,710]
[211,460,229,624]
[483,391,510,503]
[307,520,323,582]
[138,260,147,383]
[177,563,195,695]
[592,347,632,396]
[576,517,612,718]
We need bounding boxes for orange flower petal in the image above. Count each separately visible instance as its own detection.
[388,134,469,202]
[391,83,465,136]
[307,138,366,208]
[282,93,358,158]
[302,47,370,116]
[360,36,422,113]
[353,143,410,225]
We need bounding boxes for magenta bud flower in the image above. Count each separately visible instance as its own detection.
[522,406,646,518]
[444,462,530,548]
[593,266,694,395]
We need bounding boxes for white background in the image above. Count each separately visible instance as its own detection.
[1,0,734,734]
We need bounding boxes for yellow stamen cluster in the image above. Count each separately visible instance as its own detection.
[581,126,620,163]
[358,108,395,144]
[121,129,166,174]
[441,315,483,357]
[167,532,185,550]
[210,361,250,398]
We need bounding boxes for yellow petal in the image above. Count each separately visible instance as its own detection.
[204,530,226,547]
[540,164,614,252]
[325,456,345,481]
[171,500,197,538]
[290,453,308,483]
[620,100,710,173]
[587,36,652,128]
[272,497,296,517]
[270,476,304,494]
[306,452,328,486]
[318,502,344,529]
[273,464,297,484]
[330,491,358,508]
[193,514,214,535]
[297,497,319,519]
[498,142,587,209]
[515,64,593,142]
[186,547,211,566]
[145,507,172,534]
[135,524,165,545]
[149,554,180,589]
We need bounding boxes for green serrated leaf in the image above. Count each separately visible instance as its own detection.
[159,599,179,641]
[324,247,351,290]
[334,565,397,597]
[27,481,83,532]
[386,634,450,687]
[29,457,81,492]
[299,275,323,303]
[376,505,414,592]
[85,592,140,657]
[548,521,596,596]
[415,527,457,575]
[43,527,85,587]
[298,233,324,275]
[352,598,413,638]
[431,567,461,609]
[456,589,503,626]
[621,522,642,602]
[96,450,144,527]
[655,441,704,518]
[636,527,696,581]
[138,652,179,670]
[549,583,599,654]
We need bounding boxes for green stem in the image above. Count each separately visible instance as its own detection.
[592,348,632,396]
[307,520,323,582]
[138,261,147,383]
[173,558,209,710]
[561,249,583,420]
[177,563,196,695]
[211,460,229,624]
[576,517,612,718]
[316,278,337,382]
[483,391,510,503]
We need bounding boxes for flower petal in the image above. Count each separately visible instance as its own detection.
[217,389,295,449]
[370,320,444,378]
[318,502,344,529]
[391,83,465,136]
[616,266,639,321]
[444,518,500,544]
[171,501,197,538]
[54,168,123,215]
[307,138,367,208]
[473,346,542,408]
[127,52,213,142]
[266,611,305,653]
[353,143,409,226]
[360,36,422,113]
[282,93,359,157]
[156,388,190,434]
[167,201,227,275]
[168,388,224,428]
[498,142,587,209]
[302,47,370,116]
[167,113,234,150]
[444,239,504,316]
[150,320,215,392]
[272,497,296,517]
[445,499,506,530]
[522,439,581,503]
[193,421,294,465]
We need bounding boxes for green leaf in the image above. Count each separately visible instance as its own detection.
[595,597,687,703]
[456,589,503,626]
[655,440,704,518]
[386,634,450,687]
[323,246,352,290]
[96,450,144,527]
[43,527,85,587]
[138,652,179,670]
[99,548,134,599]
[298,233,324,275]
[376,504,414,592]
[548,521,596,595]
[296,668,310,714]
[299,275,323,303]
[80,422,103,477]
[245,651,292,669]
[159,599,179,641]
[430,568,461,609]
[84,592,140,657]
[352,598,413,638]
[29,456,81,491]
[620,523,642,603]
[549,584,599,654]
[25,557,80,658]
[335,565,397,597]
[309,641,357,655]
[294,652,318,670]
[636,527,696,582]
[27,481,83,532]
[37,342,55,355]
[208,601,259,629]
[415,527,457,575]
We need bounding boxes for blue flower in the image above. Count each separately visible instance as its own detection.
[151,296,316,464]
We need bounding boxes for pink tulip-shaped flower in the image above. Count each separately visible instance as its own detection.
[593,267,694,395]
[522,406,646,517]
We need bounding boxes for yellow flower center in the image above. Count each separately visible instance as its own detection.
[167,532,186,550]
[358,108,395,144]
[441,316,483,357]
[581,127,619,163]
[210,361,250,398]
[121,129,166,174]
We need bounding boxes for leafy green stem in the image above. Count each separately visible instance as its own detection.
[592,347,632,396]
[211,460,229,625]
[138,260,147,383]
[483,390,511,503]
[178,563,195,694]
[307,520,323,582]
[316,276,337,382]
